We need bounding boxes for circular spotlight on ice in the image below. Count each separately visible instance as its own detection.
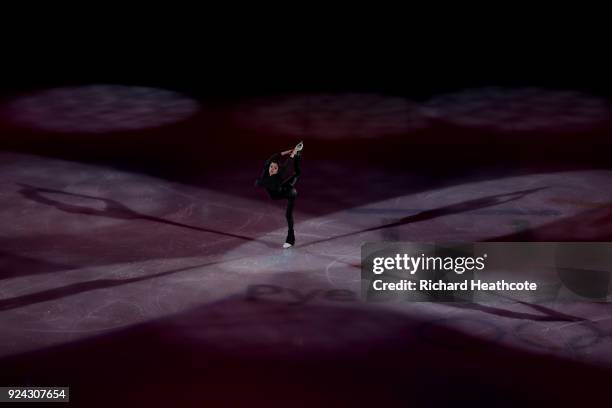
[424,87,611,133]
[232,93,428,139]
[1,85,199,133]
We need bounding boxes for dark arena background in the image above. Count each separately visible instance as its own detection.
[1,35,612,407]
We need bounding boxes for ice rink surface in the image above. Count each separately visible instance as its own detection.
[0,153,612,406]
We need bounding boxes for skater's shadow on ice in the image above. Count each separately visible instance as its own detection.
[302,187,548,247]
[0,259,224,312]
[451,300,586,323]
[16,183,277,248]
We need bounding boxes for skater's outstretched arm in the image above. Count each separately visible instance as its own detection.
[280,141,303,158]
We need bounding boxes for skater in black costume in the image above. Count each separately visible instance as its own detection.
[255,141,303,248]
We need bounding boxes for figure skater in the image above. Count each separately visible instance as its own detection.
[255,141,304,248]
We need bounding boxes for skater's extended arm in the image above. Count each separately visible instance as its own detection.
[277,143,302,158]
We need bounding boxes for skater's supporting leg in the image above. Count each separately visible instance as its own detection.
[285,190,296,246]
